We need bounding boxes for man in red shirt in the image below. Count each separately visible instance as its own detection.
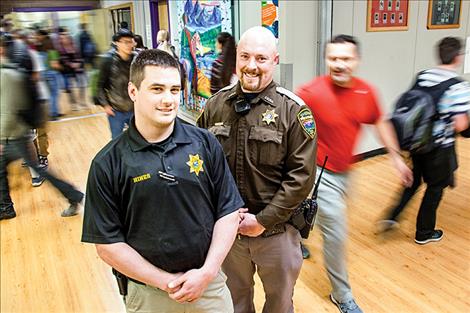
[297,34,412,313]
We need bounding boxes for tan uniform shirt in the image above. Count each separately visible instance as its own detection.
[197,81,317,231]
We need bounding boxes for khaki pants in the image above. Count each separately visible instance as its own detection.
[34,126,49,157]
[125,271,233,313]
[223,224,303,313]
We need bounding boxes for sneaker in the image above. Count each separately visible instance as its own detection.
[414,230,443,245]
[61,202,80,217]
[0,206,17,220]
[330,294,363,313]
[38,155,48,170]
[376,219,399,233]
[32,176,46,187]
[301,243,310,259]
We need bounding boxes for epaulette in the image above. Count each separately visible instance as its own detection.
[212,82,237,98]
[276,86,306,107]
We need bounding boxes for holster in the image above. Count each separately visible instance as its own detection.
[112,268,128,296]
[288,198,318,239]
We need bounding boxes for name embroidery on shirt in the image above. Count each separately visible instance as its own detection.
[187,154,204,176]
[132,173,151,183]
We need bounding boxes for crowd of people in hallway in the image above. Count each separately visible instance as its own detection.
[1,15,470,313]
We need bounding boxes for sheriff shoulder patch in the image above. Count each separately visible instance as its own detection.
[297,108,316,139]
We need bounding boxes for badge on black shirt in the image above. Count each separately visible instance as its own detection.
[187,154,204,176]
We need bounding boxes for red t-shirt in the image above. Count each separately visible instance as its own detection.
[297,76,382,173]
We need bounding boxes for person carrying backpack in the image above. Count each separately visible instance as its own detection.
[380,37,470,244]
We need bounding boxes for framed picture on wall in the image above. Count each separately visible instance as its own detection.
[367,0,409,32]
[427,0,461,29]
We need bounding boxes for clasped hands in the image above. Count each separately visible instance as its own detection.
[163,267,216,304]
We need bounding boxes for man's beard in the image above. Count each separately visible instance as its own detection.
[240,70,262,92]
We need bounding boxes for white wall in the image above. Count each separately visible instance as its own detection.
[278,1,318,89]
[333,0,470,154]
[236,1,318,90]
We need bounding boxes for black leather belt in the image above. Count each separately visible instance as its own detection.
[128,277,145,285]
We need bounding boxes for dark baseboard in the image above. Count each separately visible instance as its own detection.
[354,148,387,162]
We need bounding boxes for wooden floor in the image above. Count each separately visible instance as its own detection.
[1,114,469,313]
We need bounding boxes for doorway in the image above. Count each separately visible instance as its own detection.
[149,0,170,48]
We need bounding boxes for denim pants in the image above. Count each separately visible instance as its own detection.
[108,110,133,139]
[45,70,60,117]
[0,136,83,210]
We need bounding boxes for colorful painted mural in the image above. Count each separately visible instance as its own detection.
[262,0,279,39]
[177,0,232,120]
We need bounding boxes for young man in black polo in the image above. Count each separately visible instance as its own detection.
[82,49,243,312]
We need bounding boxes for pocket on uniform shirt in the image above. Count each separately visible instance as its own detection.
[208,125,232,157]
[248,126,284,166]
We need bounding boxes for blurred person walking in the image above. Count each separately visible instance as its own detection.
[37,30,62,120]
[77,23,96,68]
[296,34,412,313]
[0,35,84,220]
[210,32,236,95]
[96,28,136,139]
[381,37,470,244]
[57,27,86,110]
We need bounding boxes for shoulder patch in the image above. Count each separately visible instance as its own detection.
[213,82,237,97]
[297,107,316,139]
[276,86,307,106]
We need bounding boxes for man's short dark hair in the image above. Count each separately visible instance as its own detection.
[130,49,181,89]
[438,37,462,65]
[328,34,360,56]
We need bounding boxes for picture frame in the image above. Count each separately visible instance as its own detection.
[427,0,461,29]
[367,0,409,32]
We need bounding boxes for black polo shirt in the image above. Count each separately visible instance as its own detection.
[81,117,243,273]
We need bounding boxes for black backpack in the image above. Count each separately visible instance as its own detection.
[390,74,461,155]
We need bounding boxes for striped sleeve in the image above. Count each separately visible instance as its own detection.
[441,81,470,115]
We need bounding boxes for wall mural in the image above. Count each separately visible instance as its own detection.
[177,0,232,120]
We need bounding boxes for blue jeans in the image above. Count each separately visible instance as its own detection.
[45,70,60,117]
[108,110,133,139]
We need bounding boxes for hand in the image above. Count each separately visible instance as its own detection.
[393,157,413,187]
[0,144,3,156]
[158,272,184,294]
[167,268,216,303]
[238,213,265,237]
[238,208,249,223]
[103,105,115,116]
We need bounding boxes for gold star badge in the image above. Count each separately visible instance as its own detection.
[262,109,278,125]
[186,154,204,176]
